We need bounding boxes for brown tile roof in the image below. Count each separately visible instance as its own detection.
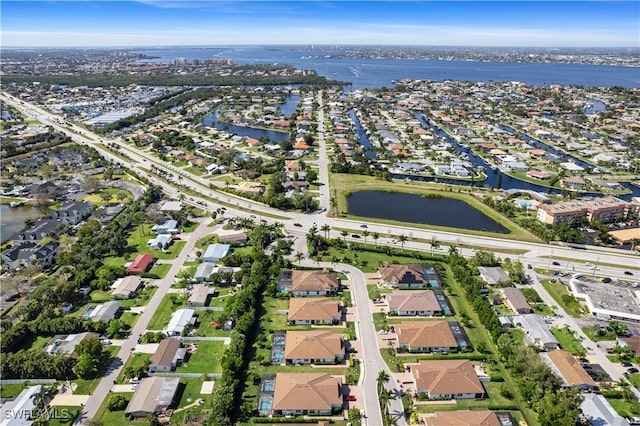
[396,321,457,348]
[288,298,341,322]
[428,410,501,426]
[412,360,484,396]
[546,350,595,387]
[150,338,181,368]
[273,373,342,411]
[387,290,440,313]
[379,264,427,285]
[284,331,344,360]
[291,270,339,293]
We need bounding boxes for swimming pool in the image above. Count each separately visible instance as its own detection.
[261,380,275,392]
[514,199,535,209]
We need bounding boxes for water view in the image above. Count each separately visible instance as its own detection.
[347,190,509,234]
[0,204,50,243]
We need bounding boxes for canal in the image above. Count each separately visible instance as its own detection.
[347,190,509,234]
[1,204,50,243]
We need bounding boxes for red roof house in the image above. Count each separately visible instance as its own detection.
[127,254,156,274]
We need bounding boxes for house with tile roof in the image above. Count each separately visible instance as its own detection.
[541,350,598,392]
[287,298,343,325]
[394,321,463,353]
[284,331,345,365]
[377,264,441,288]
[387,290,443,316]
[278,270,339,297]
[411,360,485,400]
[426,410,511,426]
[272,373,343,416]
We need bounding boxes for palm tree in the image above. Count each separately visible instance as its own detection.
[321,224,331,239]
[340,230,349,243]
[398,234,408,251]
[363,230,370,245]
[377,370,390,394]
[448,245,458,256]
[294,251,304,265]
[430,236,440,255]
[373,232,380,247]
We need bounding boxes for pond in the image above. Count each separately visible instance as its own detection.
[347,190,509,234]
[1,204,51,243]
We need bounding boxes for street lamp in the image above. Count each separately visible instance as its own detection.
[592,257,600,277]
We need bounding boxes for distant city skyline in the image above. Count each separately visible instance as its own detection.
[1,1,639,48]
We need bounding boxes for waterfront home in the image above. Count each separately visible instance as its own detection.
[410,360,485,400]
[1,241,59,270]
[51,201,93,225]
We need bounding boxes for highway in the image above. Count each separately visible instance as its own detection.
[2,93,639,425]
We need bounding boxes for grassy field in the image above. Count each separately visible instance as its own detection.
[175,341,227,374]
[540,279,586,318]
[607,396,640,417]
[116,353,152,383]
[81,187,132,207]
[414,380,517,412]
[329,173,539,242]
[147,293,187,330]
[551,326,586,356]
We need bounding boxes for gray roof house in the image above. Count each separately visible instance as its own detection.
[513,314,559,350]
[151,219,179,234]
[51,201,93,225]
[580,393,630,426]
[82,301,122,323]
[477,266,510,286]
[125,377,180,418]
[202,243,230,263]
[1,241,59,270]
[165,308,195,336]
[501,287,533,314]
[188,285,215,307]
[44,332,100,356]
[111,276,143,299]
[148,234,173,250]
[194,262,216,282]
[0,385,42,426]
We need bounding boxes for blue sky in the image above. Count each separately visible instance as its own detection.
[2,1,639,47]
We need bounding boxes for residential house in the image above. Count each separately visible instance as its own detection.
[284,331,345,365]
[10,218,60,244]
[127,253,155,274]
[82,301,122,322]
[287,298,343,325]
[580,394,630,426]
[1,241,59,270]
[426,411,513,426]
[618,336,640,355]
[477,266,510,286]
[110,276,142,299]
[125,377,180,418]
[377,264,441,288]
[51,201,93,225]
[411,359,485,400]
[0,385,45,426]
[148,339,186,373]
[513,314,559,350]
[278,270,339,297]
[202,243,230,263]
[148,234,173,250]
[387,290,444,316]
[394,321,463,353]
[542,350,598,391]
[193,262,216,282]
[188,285,214,307]
[165,308,195,336]
[562,176,588,190]
[272,373,343,416]
[151,219,179,234]
[501,287,533,314]
[44,332,100,356]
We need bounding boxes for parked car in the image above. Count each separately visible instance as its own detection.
[360,224,368,228]
[628,367,639,374]
[527,264,533,270]
[602,277,612,283]
[293,223,302,227]
[625,271,634,276]
[622,362,633,367]
[552,261,560,266]
[345,395,357,401]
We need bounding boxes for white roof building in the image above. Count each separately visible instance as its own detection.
[0,385,42,426]
[580,393,630,426]
[165,308,195,336]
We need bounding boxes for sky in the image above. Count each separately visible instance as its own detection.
[1,1,639,48]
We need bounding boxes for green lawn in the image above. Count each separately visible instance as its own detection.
[627,373,640,388]
[116,353,152,384]
[126,225,187,260]
[0,383,27,399]
[582,327,617,342]
[314,245,425,273]
[148,263,171,279]
[95,395,134,426]
[81,188,132,207]
[540,279,586,318]
[175,341,227,374]
[551,326,586,356]
[262,297,291,332]
[147,293,187,330]
[414,380,517,413]
[45,406,81,426]
[74,346,120,394]
[191,310,231,337]
[171,378,214,424]
[607,397,640,417]
[373,312,388,331]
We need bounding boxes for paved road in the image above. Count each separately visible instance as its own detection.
[74,219,214,424]
[3,93,638,281]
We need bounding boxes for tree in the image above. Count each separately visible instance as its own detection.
[430,236,440,255]
[398,234,408,251]
[294,251,304,265]
[340,230,349,243]
[305,170,318,183]
[321,224,331,239]
[373,232,380,247]
[377,370,390,394]
[107,394,128,411]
